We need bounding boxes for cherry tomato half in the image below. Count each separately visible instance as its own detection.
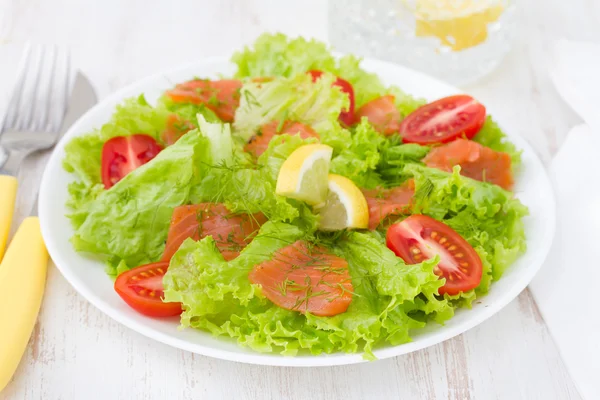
[386,215,483,295]
[399,95,486,145]
[308,70,355,126]
[101,134,162,189]
[114,262,182,317]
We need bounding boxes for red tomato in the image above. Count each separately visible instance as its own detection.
[161,203,267,262]
[399,95,486,145]
[362,185,414,230]
[166,79,242,122]
[101,134,162,189]
[248,240,353,316]
[424,139,513,189]
[244,120,319,157]
[354,95,402,135]
[386,215,482,295]
[308,70,355,126]
[114,262,182,317]
[161,114,195,145]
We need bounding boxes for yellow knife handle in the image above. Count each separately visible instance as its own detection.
[0,176,18,260]
[0,217,48,391]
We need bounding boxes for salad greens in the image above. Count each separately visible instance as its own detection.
[71,129,210,274]
[164,224,449,358]
[234,73,348,142]
[62,33,528,357]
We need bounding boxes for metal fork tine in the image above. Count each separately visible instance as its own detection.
[30,46,57,132]
[47,47,70,133]
[15,45,43,131]
[2,43,32,132]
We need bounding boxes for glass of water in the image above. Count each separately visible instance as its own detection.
[328,0,517,85]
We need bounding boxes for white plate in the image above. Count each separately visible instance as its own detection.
[38,57,556,367]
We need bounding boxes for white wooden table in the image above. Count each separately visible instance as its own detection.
[1,0,597,398]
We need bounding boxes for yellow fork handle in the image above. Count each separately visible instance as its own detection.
[0,217,48,391]
[0,176,18,260]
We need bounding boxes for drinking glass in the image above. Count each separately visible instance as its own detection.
[328,0,518,85]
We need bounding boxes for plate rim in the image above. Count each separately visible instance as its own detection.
[38,56,556,367]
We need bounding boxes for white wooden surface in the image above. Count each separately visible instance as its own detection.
[1,0,597,398]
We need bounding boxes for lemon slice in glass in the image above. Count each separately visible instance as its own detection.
[318,174,369,231]
[414,0,505,51]
[276,144,333,206]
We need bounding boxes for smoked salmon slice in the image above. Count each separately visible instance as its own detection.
[244,120,319,157]
[248,240,353,317]
[424,139,513,190]
[166,79,242,123]
[161,203,266,261]
[161,114,195,145]
[354,95,401,136]
[362,185,414,230]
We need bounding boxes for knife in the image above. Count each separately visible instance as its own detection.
[0,72,97,392]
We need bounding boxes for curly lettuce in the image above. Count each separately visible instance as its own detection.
[233,73,348,142]
[407,164,528,292]
[71,128,210,272]
[63,95,171,187]
[231,33,425,115]
[71,116,320,276]
[164,222,452,358]
[233,34,337,79]
[329,119,386,189]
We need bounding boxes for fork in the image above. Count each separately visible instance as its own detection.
[0,44,70,391]
[0,44,70,257]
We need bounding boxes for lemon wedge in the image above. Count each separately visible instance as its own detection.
[318,174,369,231]
[276,144,333,206]
[413,0,505,51]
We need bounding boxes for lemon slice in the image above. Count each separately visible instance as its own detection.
[276,144,333,206]
[318,174,369,231]
[413,0,504,51]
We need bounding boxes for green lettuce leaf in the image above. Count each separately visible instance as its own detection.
[407,164,528,291]
[232,33,337,79]
[329,119,385,188]
[190,130,318,230]
[71,115,316,276]
[233,73,348,141]
[197,114,233,166]
[334,55,385,108]
[231,33,425,113]
[192,165,315,230]
[65,182,105,230]
[164,222,453,358]
[63,95,171,186]
[381,142,430,168]
[377,138,430,186]
[71,129,210,270]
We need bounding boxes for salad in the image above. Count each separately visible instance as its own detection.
[62,33,527,358]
